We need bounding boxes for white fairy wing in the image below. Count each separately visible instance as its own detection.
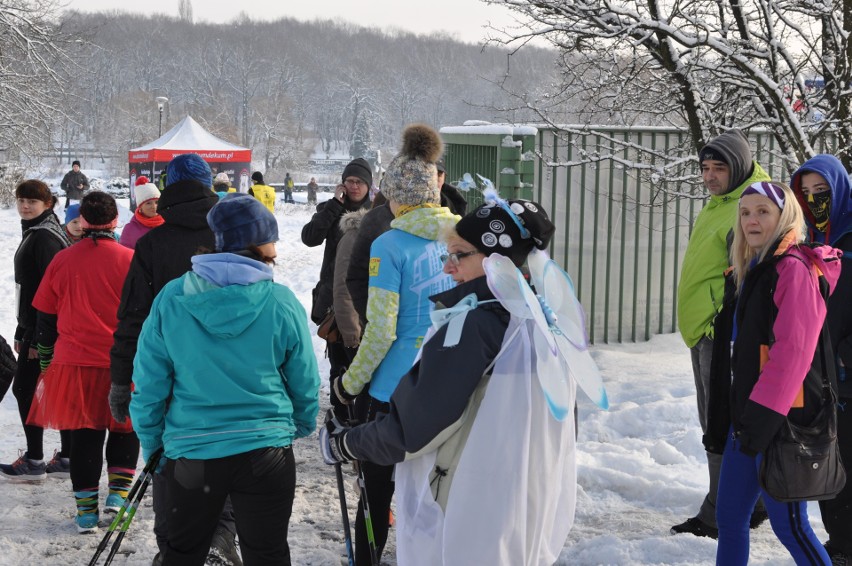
[528,250,610,410]
[485,254,571,420]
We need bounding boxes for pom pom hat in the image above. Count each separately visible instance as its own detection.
[382,124,443,206]
[207,193,278,252]
[456,189,556,267]
[134,183,161,205]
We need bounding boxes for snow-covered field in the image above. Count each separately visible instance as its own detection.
[0,194,826,565]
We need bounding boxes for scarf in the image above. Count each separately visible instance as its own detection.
[134,206,165,228]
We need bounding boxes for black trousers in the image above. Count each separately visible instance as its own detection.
[162,446,295,566]
[820,397,852,553]
[69,428,138,491]
[153,471,237,556]
[354,396,394,566]
[11,339,71,460]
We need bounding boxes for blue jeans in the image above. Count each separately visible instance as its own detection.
[716,430,829,565]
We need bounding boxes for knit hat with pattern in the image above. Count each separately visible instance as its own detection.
[381,124,443,206]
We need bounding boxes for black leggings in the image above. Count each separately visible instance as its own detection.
[353,396,394,566]
[11,339,71,461]
[69,428,139,491]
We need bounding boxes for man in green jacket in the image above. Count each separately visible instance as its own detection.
[671,129,770,539]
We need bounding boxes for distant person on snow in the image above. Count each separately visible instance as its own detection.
[284,172,295,204]
[213,172,237,199]
[120,182,163,249]
[306,177,319,205]
[131,194,319,565]
[61,160,89,209]
[248,171,276,213]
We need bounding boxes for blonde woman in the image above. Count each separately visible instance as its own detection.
[707,181,839,565]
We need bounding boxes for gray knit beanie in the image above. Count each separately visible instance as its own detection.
[699,129,754,193]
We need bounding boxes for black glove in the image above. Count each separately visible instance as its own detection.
[109,384,132,423]
[319,409,353,465]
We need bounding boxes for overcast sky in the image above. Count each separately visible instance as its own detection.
[64,0,530,45]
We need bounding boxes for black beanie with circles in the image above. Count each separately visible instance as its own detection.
[456,197,555,267]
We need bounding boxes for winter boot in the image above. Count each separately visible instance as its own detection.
[75,488,99,533]
[670,516,718,539]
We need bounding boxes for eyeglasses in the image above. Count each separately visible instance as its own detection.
[344,178,367,187]
[440,250,481,266]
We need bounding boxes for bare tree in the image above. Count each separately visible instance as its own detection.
[488,0,852,174]
[178,0,193,24]
[0,0,80,162]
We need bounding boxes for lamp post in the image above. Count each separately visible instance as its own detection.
[156,96,169,137]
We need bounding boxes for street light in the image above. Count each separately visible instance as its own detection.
[156,96,169,137]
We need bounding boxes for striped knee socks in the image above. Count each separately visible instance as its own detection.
[107,467,135,499]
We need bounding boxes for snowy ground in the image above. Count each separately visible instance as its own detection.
[0,194,827,565]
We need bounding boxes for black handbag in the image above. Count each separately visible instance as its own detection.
[759,275,846,502]
[759,389,846,502]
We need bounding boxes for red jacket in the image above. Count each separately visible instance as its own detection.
[33,237,133,367]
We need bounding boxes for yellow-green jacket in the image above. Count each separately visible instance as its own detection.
[677,162,770,348]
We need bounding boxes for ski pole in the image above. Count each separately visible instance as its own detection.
[103,459,158,566]
[335,461,355,566]
[348,404,379,566]
[88,448,163,566]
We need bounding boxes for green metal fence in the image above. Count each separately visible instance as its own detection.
[441,124,831,344]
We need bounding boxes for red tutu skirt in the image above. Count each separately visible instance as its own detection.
[27,363,134,432]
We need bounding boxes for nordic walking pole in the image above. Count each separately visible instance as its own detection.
[88,448,163,566]
[347,404,380,566]
[103,460,158,566]
[335,461,355,566]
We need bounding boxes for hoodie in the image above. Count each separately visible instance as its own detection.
[790,154,852,245]
[791,154,852,396]
[130,254,320,460]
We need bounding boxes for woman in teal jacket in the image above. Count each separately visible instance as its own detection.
[130,194,320,566]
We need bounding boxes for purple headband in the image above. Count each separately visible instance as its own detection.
[741,181,785,210]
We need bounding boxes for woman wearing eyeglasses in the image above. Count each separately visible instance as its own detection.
[320,194,571,566]
[329,124,459,565]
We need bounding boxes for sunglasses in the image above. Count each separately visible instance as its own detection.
[440,250,481,266]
